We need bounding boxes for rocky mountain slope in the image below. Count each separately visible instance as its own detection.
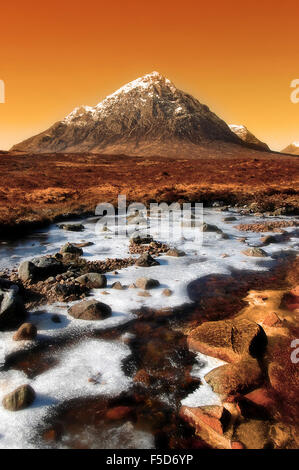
[281,142,299,155]
[229,124,270,151]
[11,72,253,157]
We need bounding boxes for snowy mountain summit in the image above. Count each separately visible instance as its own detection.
[12,72,249,156]
[281,142,299,155]
[229,124,270,151]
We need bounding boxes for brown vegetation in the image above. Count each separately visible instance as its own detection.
[0,150,298,236]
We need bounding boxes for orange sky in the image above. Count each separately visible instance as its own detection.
[0,0,298,151]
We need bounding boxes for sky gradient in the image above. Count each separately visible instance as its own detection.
[0,0,298,151]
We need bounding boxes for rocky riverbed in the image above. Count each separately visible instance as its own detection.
[0,208,298,449]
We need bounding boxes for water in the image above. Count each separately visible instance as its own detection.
[0,209,298,448]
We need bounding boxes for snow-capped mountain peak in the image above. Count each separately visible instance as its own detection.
[12,72,254,156]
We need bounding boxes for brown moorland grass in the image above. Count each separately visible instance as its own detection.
[0,150,298,236]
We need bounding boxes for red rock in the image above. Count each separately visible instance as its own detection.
[231,441,245,449]
[244,387,275,409]
[13,323,37,341]
[179,405,232,449]
[188,318,267,363]
[205,358,262,397]
[105,406,131,421]
[262,312,282,327]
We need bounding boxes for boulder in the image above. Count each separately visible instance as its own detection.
[68,299,112,320]
[179,405,232,449]
[0,286,25,330]
[205,358,263,397]
[222,216,237,222]
[19,256,63,281]
[234,420,270,449]
[260,235,277,245]
[201,223,222,233]
[262,312,281,327]
[162,288,173,297]
[166,248,185,257]
[269,423,294,448]
[18,260,36,282]
[130,234,153,245]
[135,253,160,267]
[60,242,83,256]
[242,248,268,257]
[75,273,107,288]
[135,278,160,290]
[13,322,37,341]
[58,223,85,232]
[111,281,124,290]
[2,384,35,411]
[188,318,267,363]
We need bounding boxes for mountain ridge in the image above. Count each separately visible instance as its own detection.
[11,72,253,156]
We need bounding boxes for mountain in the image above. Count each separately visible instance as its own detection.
[229,124,270,151]
[11,72,256,157]
[281,142,299,155]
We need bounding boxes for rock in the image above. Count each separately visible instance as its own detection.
[111,281,123,290]
[135,278,160,290]
[162,288,173,297]
[13,323,37,341]
[0,286,25,330]
[244,388,276,411]
[68,299,112,320]
[188,318,267,363]
[269,423,294,448]
[2,384,35,411]
[18,260,36,282]
[135,253,160,267]
[222,216,237,222]
[165,248,186,257]
[58,223,85,232]
[260,235,277,245]
[262,312,281,327]
[105,406,132,421]
[201,223,222,233]
[130,234,153,244]
[166,248,185,257]
[30,256,63,279]
[52,283,85,300]
[179,405,232,449]
[74,241,94,248]
[234,420,270,449]
[60,242,83,256]
[231,441,245,449]
[242,248,268,257]
[205,358,263,397]
[75,273,107,289]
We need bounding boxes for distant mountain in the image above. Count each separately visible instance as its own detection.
[11,71,256,157]
[229,124,270,151]
[281,142,299,155]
